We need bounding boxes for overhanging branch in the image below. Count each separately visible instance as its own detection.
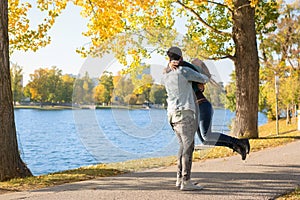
[198,54,234,61]
[207,0,233,13]
[175,0,232,37]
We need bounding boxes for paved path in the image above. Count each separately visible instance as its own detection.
[1,140,300,200]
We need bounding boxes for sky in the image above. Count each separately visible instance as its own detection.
[10,2,235,85]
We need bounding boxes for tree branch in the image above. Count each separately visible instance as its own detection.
[235,4,251,11]
[87,0,97,16]
[198,54,235,61]
[207,0,233,13]
[175,0,231,37]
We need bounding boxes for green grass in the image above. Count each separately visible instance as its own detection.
[0,119,299,197]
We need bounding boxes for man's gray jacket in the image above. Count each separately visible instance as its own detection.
[162,66,209,117]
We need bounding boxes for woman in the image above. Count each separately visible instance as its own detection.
[180,58,250,160]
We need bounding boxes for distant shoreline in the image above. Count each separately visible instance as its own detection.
[13,105,166,110]
[14,105,74,110]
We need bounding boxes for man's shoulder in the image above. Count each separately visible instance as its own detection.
[179,66,194,73]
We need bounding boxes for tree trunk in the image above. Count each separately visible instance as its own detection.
[231,0,259,138]
[0,0,32,181]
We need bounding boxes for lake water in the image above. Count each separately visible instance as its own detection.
[15,108,267,175]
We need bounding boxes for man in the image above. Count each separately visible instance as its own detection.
[163,46,209,191]
[175,58,249,160]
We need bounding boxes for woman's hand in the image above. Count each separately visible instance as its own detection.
[198,83,205,92]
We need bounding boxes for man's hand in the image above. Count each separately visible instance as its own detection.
[168,60,180,70]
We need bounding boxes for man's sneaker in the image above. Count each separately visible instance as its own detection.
[176,178,198,188]
[180,180,203,191]
[176,177,182,187]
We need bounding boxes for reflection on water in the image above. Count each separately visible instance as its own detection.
[15,108,267,175]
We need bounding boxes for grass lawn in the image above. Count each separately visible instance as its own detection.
[0,119,299,198]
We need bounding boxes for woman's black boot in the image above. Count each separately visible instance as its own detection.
[232,139,247,160]
[239,139,250,154]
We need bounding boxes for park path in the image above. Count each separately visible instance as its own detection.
[1,140,300,200]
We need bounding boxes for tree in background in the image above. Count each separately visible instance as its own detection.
[23,84,31,101]
[75,0,279,138]
[98,71,114,105]
[46,66,63,104]
[93,84,105,105]
[149,84,167,105]
[133,74,154,104]
[204,83,225,108]
[73,72,94,105]
[112,75,134,104]
[259,1,299,120]
[27,67,62,106]
[59,74,75,104]
[222,72,237,112]
[124,94,138,105]
[10,62,23,105]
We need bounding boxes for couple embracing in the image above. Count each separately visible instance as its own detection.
[163,46,250,191]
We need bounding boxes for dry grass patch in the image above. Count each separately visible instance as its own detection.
[0,165,123,192]
[277,187,300,200]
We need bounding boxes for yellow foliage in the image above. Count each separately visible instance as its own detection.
[93,84,105,103]
[223,0,259,8]
[61,74,74,83]
[8,0,68,53]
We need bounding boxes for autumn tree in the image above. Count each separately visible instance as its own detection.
[10,62,23,105]
[8,0,67,53]
[204,82,225,108]
[98,71,114,105]
[112,75,134,104]
[149,84,167,105]
[259,1,299,120]
[74,0,279,138]
[93,84,105,104]
[73,72,94,105]
[27,67,62,106]
[46,66,63,104]
[222,72,237,111]
[0,0,30,181]
[0,0,68,180]
[59,74,75,104]
[133,74,154,104]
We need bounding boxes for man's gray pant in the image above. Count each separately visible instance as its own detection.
[169,110,197,181]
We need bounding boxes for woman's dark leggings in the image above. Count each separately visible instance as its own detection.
[197,101,239,148]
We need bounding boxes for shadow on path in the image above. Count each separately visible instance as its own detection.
[33,164,300,199]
